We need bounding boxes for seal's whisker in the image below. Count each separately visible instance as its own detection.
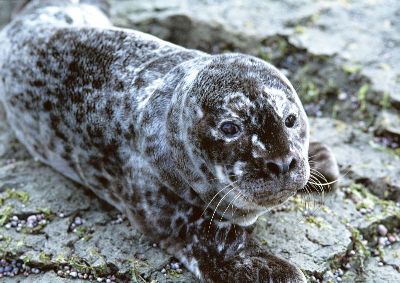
[207,184,238,234]
[219,191,242,222]
[201,182,236,217]
[308,174,325,193]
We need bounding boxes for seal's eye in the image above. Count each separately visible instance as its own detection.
[220,122,241,137]
[285,114,296,128]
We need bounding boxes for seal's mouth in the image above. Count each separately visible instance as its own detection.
[253,189,296,205]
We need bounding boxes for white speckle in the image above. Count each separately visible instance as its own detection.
[263,86,287,118]
[237,243,244,251]
[233,161,245,177]
[195,106,203,119]
[179,256,201,279]
[251,135,266,150]
[214,165,228,183]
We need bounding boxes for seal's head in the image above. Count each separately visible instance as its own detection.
[179,54,310,225]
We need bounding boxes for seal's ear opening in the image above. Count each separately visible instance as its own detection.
[299,141,339,194]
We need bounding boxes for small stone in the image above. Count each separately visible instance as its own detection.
[27,215,37,222]
[338,92,348,100]
[170,262,179,270]
[57,270,64,276]
[359,208,367,214]
[337,268,344,276]
[378,224,388,236]
[97,277,104,282]
[5,223,11,229]
[161,268,166,274]
[176,268,183,273]
[378,261,384,266]
[343,263,351,270]
[388,235,397,243]
[31,268,40,274]
[58,213,65,218]
[378,237,387,246]
[70,271,78,277]
[106,279,111,283]
[74,217,83,226]
[11,216,18,221]
[349,250,356,256]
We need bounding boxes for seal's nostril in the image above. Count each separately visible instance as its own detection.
[266,157,297,175]
[289,158,297,170]
[267,162,282,175]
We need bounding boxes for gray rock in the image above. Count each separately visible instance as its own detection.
[375,110,400,142]
[2,271,86,283]
[310,117,400,201]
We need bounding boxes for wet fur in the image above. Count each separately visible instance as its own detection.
[0,1,338,282]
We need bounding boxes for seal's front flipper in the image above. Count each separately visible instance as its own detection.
[301,141,340,194]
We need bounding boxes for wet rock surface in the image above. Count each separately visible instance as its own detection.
[1,0,400,282]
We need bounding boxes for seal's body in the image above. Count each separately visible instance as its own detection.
[0,1,338,282]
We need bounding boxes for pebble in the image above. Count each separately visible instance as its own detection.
[70,271,78,277]
[170,262,180,270]
[378,237,387,246]
[31,268,40,274]
[359,208,367,214]
[74,217,83,226]
[388,235,397,243]
[377,224,388,236]
[343,263,351,270]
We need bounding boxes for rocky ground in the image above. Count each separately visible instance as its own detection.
[1,0,400,282]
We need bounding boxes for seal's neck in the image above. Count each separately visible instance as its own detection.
[137,60,207,206]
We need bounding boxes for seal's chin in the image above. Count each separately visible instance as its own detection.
[253,189,297,207]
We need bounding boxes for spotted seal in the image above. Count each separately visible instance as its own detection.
[0,1,339,282]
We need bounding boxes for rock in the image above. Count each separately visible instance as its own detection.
[310,117,400,201]
[363,259,400,283]
[377,224,388,237]
[3,271,86,283]
[375,110,400,144]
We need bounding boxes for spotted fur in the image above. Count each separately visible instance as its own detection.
[0,1,338,282]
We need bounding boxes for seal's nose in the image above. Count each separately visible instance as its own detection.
[266,156,297,175]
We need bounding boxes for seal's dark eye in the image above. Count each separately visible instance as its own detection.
[220,122,241,137]
[285,114,296,128]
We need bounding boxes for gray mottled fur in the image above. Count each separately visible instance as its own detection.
[0,1,338,282]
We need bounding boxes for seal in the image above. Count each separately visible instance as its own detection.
[0,1,339,281]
